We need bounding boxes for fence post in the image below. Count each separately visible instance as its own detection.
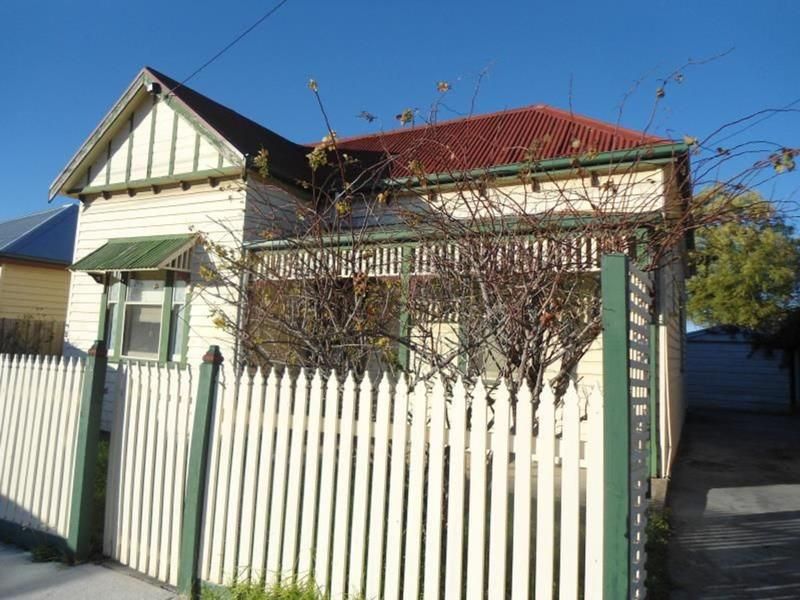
[178,345,223,598]
[66,339,107,561]
[601,254,631,599]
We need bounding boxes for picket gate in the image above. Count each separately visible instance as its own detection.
[103,361,195,586]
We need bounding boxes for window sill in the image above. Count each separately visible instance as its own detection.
[107,356,186,368]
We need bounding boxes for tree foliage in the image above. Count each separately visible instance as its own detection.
[687,190,800,331]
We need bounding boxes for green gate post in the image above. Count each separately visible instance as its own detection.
[178,345,223,598]
[67,339,107,562]
[601,254,631,599]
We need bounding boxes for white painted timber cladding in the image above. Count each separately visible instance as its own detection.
[79,93,238,192]
[64,182,247,428]
[657,253,686,476]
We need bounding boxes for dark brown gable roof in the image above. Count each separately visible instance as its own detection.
[145,67,311,184]
[333,105,669,178]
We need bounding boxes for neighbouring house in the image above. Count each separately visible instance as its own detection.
[49,66,689,474]
[687,326,798,413]
[0,204,78,353]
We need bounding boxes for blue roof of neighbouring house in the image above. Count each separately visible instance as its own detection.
[0,205,78,265]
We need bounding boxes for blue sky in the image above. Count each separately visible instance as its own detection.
[0,0,797,220]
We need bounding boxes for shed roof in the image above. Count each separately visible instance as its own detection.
[0,205,78,265]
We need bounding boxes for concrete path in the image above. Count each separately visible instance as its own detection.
[0,543,176,599]
[668,409,800,599]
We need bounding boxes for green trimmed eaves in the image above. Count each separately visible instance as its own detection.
[50,69,245,202]
[382,142,689,190]
[245,210,666,252]
[49,70,151,201]
[70,166,241,198]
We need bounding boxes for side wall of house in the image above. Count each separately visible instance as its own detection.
[0,263,71,321]
[657,240,686,477]
[65,180,247,427]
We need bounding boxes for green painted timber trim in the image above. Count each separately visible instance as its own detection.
[97,273,109,339]
[168,111,179,176]
[162,95,243,168]
[112,275,127,358]
[67,340,108,561]
[0,519,70,556]
[70,166,241,197]
[178,346,223,598]
[146,97,158,179]
[649,323,661,478]
[49,71,149,200]
[105,142,111,186]
[192,132,201,172]
[397,245,412,371]
[159,271,175,362]
[244,211,665,252]
[125,117,135,183]
[71,234,196,272]
[179,289,193,368]
[383,142,688,189]
[601,253,631,599]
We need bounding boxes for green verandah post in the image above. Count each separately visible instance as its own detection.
[178,345,223,598]
[600,254,631,599]
[67,339,107,561]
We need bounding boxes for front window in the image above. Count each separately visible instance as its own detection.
[122,275,164,359]
[102,271,189,363]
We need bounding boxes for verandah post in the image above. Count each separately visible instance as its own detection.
[600,254,631,599]
[178,345,223,598]
[67,339,107,561]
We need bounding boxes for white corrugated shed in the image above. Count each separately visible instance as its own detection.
[686,327,793,413]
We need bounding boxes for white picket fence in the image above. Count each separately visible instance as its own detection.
[197,366,605,600]
[0,354,85,537]
[103,361,195,586]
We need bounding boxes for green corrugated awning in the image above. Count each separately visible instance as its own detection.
[71,234,197,273]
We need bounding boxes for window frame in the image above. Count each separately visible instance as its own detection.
[97,270,191,365]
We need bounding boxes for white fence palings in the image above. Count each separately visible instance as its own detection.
[0,354,84,538]
[105,360,194,587]
[192,364,622,600]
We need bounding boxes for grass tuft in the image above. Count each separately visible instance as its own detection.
[201,576,328,600]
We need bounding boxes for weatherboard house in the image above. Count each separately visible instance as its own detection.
[50,67,689,474]
[0,204,77,323]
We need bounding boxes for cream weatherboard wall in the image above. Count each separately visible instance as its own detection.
[0,263,70,320]
[64,182,248,427]
[80,91,237,192]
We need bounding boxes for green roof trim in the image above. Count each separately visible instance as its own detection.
[71,234,197,272]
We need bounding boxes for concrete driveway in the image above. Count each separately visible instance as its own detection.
[0,543,175,599]
[668,409,800,599]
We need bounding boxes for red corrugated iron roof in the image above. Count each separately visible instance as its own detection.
[332,104,670,178]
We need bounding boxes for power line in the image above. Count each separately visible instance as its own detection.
[167,0,291,96]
